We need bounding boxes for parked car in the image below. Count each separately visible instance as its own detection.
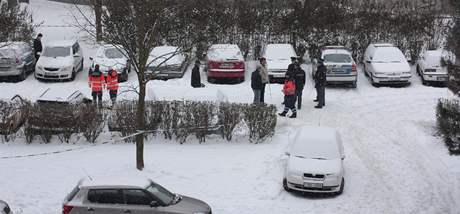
[0,95,27,135]
[63,176,212,214]
[312,46,357,88]
[363,43,411,86]
[283,127,345,195]
[35,40,84,81]
[416,49,448,85]
[146,46,189,80]
[0,200,12,214]
[90,44,131,82]
[205,44,245,83]
[261,43,297,82]
[0,42,35,81]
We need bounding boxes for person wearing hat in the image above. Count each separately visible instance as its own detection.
[314,57,327,109]
[191,60,205,88]
[293,58,306,109]
[106,66,119,107]
[286,56,298,78]
[251,63,263,104]
[279,74,297,118]
[88,64,105,108]
[33,33,43,61]
[258,57,269,103]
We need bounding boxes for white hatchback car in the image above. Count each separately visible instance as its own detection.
[35,40,84,81]
[364,43,411,86]
[262,43,297,82]
[283,127,345,195]
[416,49,448,85]
[90,44,130,82]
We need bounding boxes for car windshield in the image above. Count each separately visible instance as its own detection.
[373,47,405,63]
[324,54,352,63]
[291,140,340,160]
[266,46,294,60]
[104,48,124,59]
[145,182,175,205]
[43,47,70,57]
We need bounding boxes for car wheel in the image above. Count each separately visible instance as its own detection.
[421,76,427,86]
[70,69,76,81]
[80,60,84,72]
[240,76,245,83]
[283,178,291,192]
[17,68,27,82]
[351,81,357,88]
[336,178,345,195]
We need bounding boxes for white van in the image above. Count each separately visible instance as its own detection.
[35,40,84,81]
[283,127,345,195]
[262,44,297,82]
[364,43,411,86]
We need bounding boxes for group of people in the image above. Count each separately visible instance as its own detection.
[251,55,327,119]
[88,64,120,108]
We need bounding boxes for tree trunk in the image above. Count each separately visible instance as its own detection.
[136,73,146,170]
[93,0,102,42]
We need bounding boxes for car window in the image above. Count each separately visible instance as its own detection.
[43,47,71,57]
[105,48,124,59]
[323,54,351,63]
[87,189,124,204]
[145,182,175,205]
[124,189,153,205]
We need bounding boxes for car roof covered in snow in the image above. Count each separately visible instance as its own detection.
[322,48,351,55]
[207,44,243,61]
[290,127,342,160]
[78,176,153,189]
[0,41,29,49]
[37,88,87,103]
[372,43,394,48]
[45,40,77,47]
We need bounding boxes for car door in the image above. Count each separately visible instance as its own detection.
[84,189,125,214]
[21,44,35,72]
[121,189,164,214]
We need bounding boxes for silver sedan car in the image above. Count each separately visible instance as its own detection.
[0,42,35,81]
[63,177,212,214]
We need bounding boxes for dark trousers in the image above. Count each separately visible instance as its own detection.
[92,91,103,107]
[296,89,303,109]
[317,86,325,106]
[283,95,297,113]
[109,90,117,101]
[260,83,266,103]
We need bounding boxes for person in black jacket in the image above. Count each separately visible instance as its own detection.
[314,58,327,109]
[286,56,297,78]
[33,33,43,61]
[191,60,204,88]
[293,61,306,109]
[251,64,263,104]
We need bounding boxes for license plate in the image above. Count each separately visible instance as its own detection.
[303,182,322,188]
[437,77,446,81]
[220,63,234,68]
[272,73,284,78]
[389,77,400,81]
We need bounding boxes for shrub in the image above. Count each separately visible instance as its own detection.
[436,99,460,154]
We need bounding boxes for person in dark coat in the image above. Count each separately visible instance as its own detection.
[293,61,306,109]
[33,33,43,61]
[191,60,204,88]
[251,64,263,104]
[286,56,297,78]
[314,58,327,109]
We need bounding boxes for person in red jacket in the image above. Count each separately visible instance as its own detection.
[106,67,119,107]
[88,64,105,108]
[279,75,297,118]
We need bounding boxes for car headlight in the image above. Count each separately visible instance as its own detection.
[374,72,385,75]
[325,174,340,181]
[37,65,44,70]
[403,71,411,75]
[62,66,73,71]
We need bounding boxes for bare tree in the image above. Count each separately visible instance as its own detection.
[0,0,35,46]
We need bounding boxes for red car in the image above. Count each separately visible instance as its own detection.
[205,44,245,83]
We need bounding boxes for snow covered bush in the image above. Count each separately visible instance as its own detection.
[0,97,29,142]
[243,104,277,144]
[79,105,105,144]
[436,99,460,154]
[218,102,242,141]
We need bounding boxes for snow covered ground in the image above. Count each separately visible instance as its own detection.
[0,1,459,213]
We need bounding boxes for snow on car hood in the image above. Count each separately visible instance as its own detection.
[37,56,73,68]
[267,59,291,70]
[148,46,185,67]
[94,57,127,71]
[287,156,342,175]
[372,61,410,73]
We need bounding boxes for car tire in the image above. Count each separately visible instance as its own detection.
[336,178,345,195]
[351,81,357,88]
[421,76,427,86]
[80,60,84,72]
[17,68,27,82]
[370,74,378,87]
[283,178,291,192]
[70,69,76,81]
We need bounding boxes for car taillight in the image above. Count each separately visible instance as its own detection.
[235,61,245,69]
[208,61,219,69]
[62,205,74,214]
[352,64,357,72]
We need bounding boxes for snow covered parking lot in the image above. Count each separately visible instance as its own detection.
[0,1,459,214]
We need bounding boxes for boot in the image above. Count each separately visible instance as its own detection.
[289,112,297,118]
[313,99,319,102]
[314,105,322,109]
[278,111,287,117]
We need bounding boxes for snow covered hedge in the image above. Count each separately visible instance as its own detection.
[109,101,277,144]
[436,99,460,155]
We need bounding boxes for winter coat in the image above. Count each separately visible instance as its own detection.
[88,69,105,92]
[315,63,327,87]
[191,64,201,88]
[33,38,42,56]
[106,69,119,91]
[259,62,269,84]
[286,63,296,79]
[251,69,263,90]
[294,68,306,90]
[283,80,296,96]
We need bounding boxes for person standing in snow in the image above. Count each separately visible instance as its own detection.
[314,58,327,109]
[279,75,297,118]
[258,57,269,103]
[88,64,105,108]
[293,60,306,109]
[106,67,119,107]
[33,33,43,61]
[286,56,298,78]
[251,64,263,104]
[191,60,204,88]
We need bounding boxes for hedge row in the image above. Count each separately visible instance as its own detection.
[436,99,460,155]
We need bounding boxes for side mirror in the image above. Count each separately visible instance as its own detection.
[150,201,160,207]
[89,57,94,61]
[285,151,290,156]
[366,60,371,63]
